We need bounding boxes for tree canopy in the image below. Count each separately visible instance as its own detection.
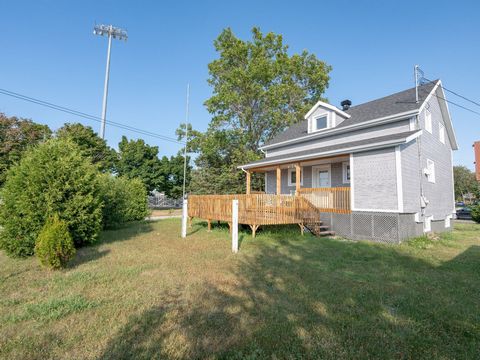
[0,114,51,186]
[56,123,117,172]
[453,165,479,200]
[179,27,331,194]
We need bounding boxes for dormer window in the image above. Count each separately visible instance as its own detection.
[305,100,351,134]
[315,115,328,131]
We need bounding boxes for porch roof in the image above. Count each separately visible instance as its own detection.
[239,130,421,170]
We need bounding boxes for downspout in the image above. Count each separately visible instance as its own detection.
[415,114,427,218]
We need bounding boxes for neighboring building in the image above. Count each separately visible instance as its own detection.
[239,80,457,243]
[474,141,480,181]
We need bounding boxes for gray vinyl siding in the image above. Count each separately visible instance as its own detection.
[265,162,348,194]
[353,147,398,210]
[418,96,455,220]
[401,140,421,213]
[266,119,410,158]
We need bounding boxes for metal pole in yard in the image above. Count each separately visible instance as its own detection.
[181,199,188,238]
[232,199,239,253]
[182,84,190,199]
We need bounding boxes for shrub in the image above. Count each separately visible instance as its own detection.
[35,216,76,269]
[0,139,103,257]
[471,204,480,223]
[98,174,149,229]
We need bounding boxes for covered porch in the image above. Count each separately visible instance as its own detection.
[243,154,351,213]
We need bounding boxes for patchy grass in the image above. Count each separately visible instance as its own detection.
[0,220,479,359]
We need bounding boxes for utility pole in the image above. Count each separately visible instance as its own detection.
[93,24,128,139]
[182,84,190,199]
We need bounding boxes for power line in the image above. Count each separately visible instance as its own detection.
[0,87,184,145]
[421,76,480,109]
[418,84,480,117]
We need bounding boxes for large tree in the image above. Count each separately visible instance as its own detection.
[453,165,479,201]
[179,27,331,194]
[0,114,51,186]
[116,136,162,192]
[56,123,117,172]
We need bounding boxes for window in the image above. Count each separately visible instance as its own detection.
[425,109,432,133]
[426,159,436,183]
[314,115,328,131]
[439,123,445,144]
[288,168,303,186]
[424,215,433,232]
[342,162,350,183]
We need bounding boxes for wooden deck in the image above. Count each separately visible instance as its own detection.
[187,188,351,236]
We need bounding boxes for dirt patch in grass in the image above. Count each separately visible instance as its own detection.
[149,209,182,217]
[1,220,479,359]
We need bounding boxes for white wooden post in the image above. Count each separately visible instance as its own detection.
[181,199,188,238]
[232,199,239,253]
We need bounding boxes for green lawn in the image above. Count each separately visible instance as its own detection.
[0,220,479,359]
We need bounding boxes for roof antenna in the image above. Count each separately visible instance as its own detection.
[414,64,419,103]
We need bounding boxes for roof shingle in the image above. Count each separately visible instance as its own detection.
[263,81,437,147]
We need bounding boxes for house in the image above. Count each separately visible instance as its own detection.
[238,80,457,243]
[474,141,480,181]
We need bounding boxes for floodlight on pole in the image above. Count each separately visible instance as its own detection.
[93,24,128,139]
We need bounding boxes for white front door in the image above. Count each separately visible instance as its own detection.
[312,165,331,188]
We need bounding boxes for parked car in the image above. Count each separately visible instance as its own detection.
[456,207,472,220]
[455,201,465,207]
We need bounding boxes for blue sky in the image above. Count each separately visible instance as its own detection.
[0,0,478,169]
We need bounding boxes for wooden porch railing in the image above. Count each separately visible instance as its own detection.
[297,187,351,214]
[188,194,314,225]
[188,187,350,226]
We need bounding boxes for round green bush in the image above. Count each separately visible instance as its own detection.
[35,215,76,269]
[0,139,103,257]
[471,204,480,223]
[98,174,149,229]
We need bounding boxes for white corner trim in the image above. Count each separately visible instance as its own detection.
[350,153,355,210]
[304,100,351,119]
[395,146,404,212]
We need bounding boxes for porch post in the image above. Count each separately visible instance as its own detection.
[276,166,281,195]
[295,163,301,194]
[246,170,251,195]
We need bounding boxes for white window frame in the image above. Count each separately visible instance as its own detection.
[426,159,436,183]
[425,108,432,133]
[424,215,433,232]
[342,162,350,184]
[439,123,445,144]
[309,112,332,133]
[287,167,303,187]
